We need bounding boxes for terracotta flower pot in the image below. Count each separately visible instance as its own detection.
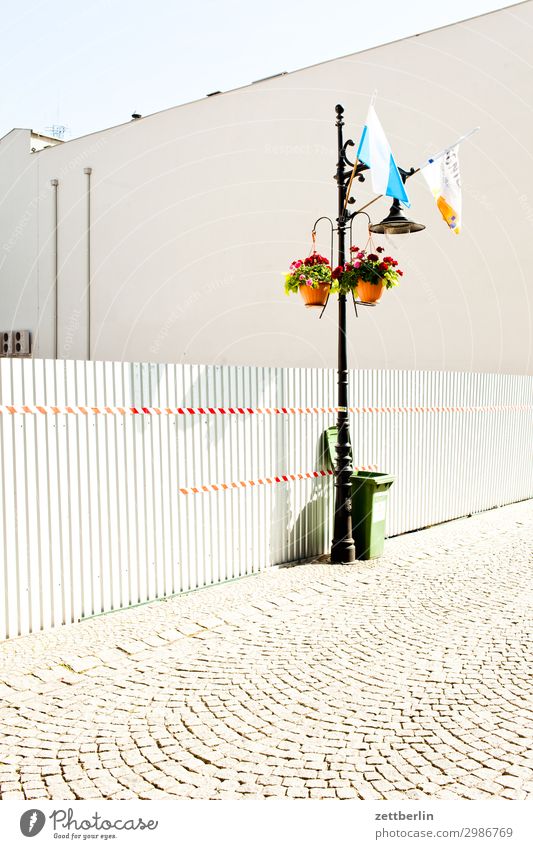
[299,282,330,308]
[356,278,384,304]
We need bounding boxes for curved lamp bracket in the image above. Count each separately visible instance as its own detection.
[348,211,375,317]
[312,216,335,269]
[311,216,335,321]
[348,209,371,246]
[341,139,355,168]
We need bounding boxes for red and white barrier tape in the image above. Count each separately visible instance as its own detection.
[0,404,530,417]
[178,465,378,495]
[0,404,336,416]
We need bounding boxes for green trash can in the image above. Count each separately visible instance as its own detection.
[350,471,395,560]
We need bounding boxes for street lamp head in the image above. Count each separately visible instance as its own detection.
[369,198,425,235]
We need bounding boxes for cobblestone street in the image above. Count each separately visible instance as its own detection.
[0,500,532,801]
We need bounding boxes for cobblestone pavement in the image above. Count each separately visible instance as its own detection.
[0,500,532,801]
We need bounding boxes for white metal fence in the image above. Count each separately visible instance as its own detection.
[1,358,532,639]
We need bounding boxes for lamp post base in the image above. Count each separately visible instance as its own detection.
[331,539,356,564]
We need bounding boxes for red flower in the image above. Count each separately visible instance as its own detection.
[350,245,359,253]
[367,253,378,262]
[332,265,343,280]
[379,262,389,272]
[397,270,403,276]
[376,246,384,253]
[306,253,330,266]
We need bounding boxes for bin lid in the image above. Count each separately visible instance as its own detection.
[351,470,395,487]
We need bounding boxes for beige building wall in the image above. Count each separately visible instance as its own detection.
[1,1,532,373]
[0,130,39,338]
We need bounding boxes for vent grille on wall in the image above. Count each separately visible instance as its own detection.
[0,330,31,357]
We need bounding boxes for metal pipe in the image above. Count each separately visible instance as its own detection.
[331,104,355,564]
[50,179,59,358]
[83,167,92,359]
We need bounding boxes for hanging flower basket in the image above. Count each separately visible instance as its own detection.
[331,244,404,303]
[284,252,332,308]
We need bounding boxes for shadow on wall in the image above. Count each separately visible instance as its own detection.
[275,431,332,564]
[125,364,333,564]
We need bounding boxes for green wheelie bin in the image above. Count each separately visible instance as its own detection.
[350,471,395,560]
[323,427,394,560]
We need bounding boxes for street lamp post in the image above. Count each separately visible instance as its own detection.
[329,104,424,564]
[331,103,357,564]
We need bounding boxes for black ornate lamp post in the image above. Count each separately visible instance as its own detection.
[329,104,425,563]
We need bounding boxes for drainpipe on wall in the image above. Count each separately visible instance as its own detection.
[83,167,92,360]
[50,179,59,358]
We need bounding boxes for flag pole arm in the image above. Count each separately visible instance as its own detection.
[416,127,480,170]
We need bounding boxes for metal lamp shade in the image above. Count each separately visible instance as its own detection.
[369,199,425,235]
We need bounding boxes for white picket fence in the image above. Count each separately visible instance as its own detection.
[1,358,532,640]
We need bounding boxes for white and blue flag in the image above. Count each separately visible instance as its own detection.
[356,105,410,207]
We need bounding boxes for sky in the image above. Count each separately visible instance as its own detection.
[0,0,522,141]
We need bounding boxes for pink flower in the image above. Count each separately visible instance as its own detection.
[299,274,305,280]
[306,278,313,286]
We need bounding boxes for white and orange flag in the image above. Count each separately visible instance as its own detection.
[420,128,479,234]
[422,146,462,233]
